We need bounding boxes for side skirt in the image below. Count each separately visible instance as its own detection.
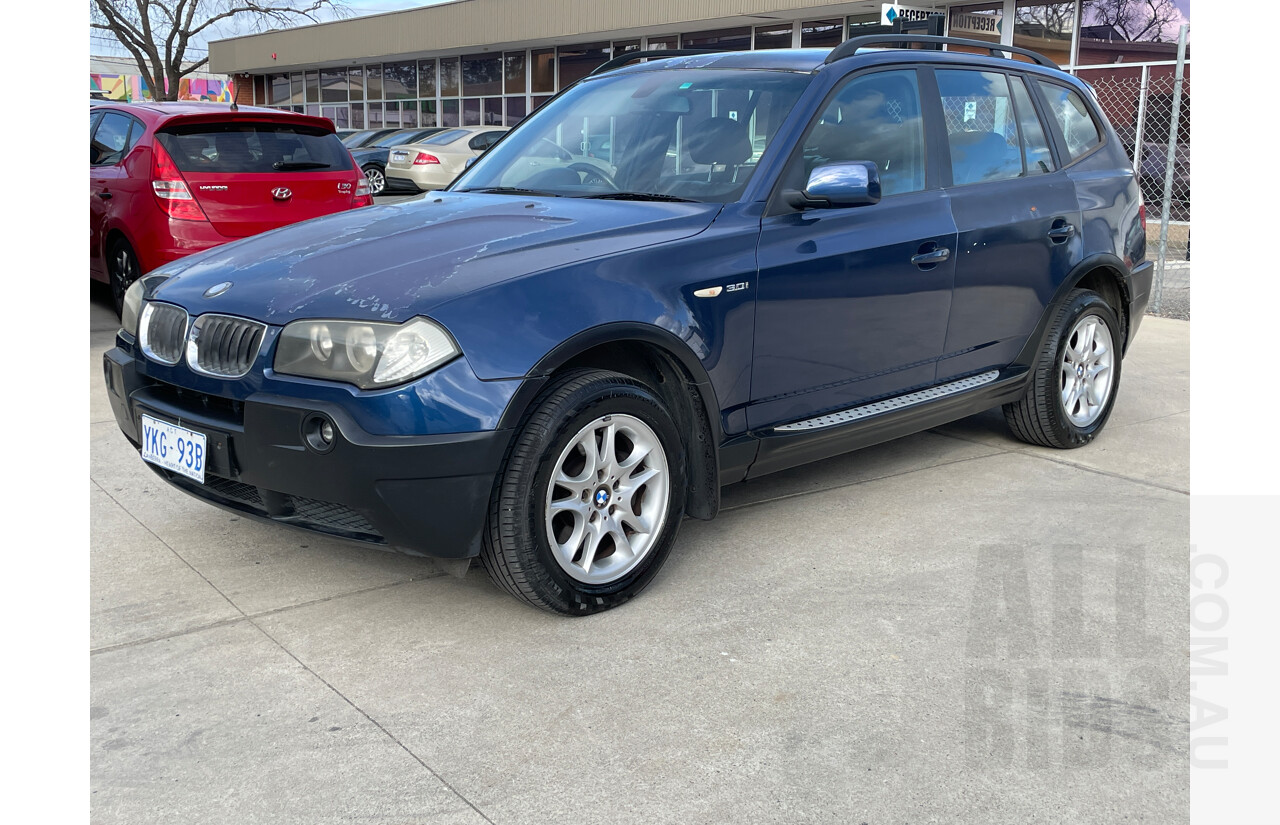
[743,368,1028,480]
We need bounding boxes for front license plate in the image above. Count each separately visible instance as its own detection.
[140,414,207,484]
[391,151,408,162]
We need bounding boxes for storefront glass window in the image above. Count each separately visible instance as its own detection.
[754,25,792,50]
[419,59,437,97]
[505,96,526,126]
[440,57,460,96]
[531,49,554,93]
[504,52,526,95]
[948,3,1005,55]
[442,98,460,127]
[305,71,320,103]
[351,104,364,129]
[463,54,503,96]
[1079,0,1189,65]
[463,97,482,125]
[320,69,346,103]
[646,34,679,51]
[270,74,290,106]
[420,99,437,128]
[384,62,416,100]
[349,67,364,102]
[480,97,501,125]
[801,19,843,48]
[682,27,750,51]
[1014,1,1074,66]
[557,43,609,87]
[366,65,383,100]
[290,72,304,104]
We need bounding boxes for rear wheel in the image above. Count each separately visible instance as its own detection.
[481,370,686,615]
[362,164,386,195]
[107,239,141,318]
[1004,289,1122,448]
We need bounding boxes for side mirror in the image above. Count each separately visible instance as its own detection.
[785,161,882,210]
[464,156,478,170]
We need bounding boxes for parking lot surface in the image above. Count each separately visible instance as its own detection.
[91,292,1190,824]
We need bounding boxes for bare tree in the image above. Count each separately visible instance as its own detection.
[1083,0,1180,42]
[91,1,345,101]
[1014,2,1076,40]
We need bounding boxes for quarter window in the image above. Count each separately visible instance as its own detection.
[799,69,925,197]
[1035,80,1102,162]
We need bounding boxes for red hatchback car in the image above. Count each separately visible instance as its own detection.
[90,103,373,313]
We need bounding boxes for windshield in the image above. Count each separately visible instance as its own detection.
[452,68,809,203]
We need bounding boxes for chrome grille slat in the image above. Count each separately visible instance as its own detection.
[140,303,189,365]
[186,313,267,378]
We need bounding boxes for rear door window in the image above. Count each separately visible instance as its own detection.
[155,122,352,173]
[1034,80,1102,162]
[937,69,1025,185]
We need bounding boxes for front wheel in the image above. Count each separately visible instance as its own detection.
[1004,288,1122,448]
[481,370,686,615]
[362,164,386,195]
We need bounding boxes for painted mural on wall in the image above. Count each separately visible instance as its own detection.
[90,73,235,102]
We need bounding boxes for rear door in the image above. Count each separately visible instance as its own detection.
[155,119,358,238]
[932,68,1083,381]
[90,110,144,276]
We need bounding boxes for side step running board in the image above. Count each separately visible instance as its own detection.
[775,371,1001,432]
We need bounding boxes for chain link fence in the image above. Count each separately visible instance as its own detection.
[1076,39,1190,319]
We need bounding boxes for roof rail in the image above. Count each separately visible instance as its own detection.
[824,34,1056,68]
[589,49,722,77]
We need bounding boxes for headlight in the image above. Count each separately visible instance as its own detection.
[274,317,460,389]
[120,274,170,338]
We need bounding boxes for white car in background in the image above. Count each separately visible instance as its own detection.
[383,126,509,193]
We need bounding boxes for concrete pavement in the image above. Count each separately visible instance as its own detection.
[90,292,1190,824]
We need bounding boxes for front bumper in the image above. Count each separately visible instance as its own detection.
[103,347,513,559]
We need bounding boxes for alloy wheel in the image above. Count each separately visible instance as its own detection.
[1059,314,1115,427]
[544,413,670,585]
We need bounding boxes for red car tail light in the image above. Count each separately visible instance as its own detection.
[352,176,373,208]
[413,152,440,165]
[1138,202,1147,232]
[151,142,208,222]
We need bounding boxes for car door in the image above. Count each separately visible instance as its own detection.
[89,111,143,278]
[748,68,957,430]
[932,68,1083,381]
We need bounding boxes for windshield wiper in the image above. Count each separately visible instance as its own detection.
[583,192,698,203]
[273,161,331,170]
[455,186,562,197]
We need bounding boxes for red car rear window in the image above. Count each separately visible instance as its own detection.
[155,122,353,173]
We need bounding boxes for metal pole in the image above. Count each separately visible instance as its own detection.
[1131,64,1149,169]
[1152,24,1188,315]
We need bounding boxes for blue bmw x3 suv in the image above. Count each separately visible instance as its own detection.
[104,36,1152,614]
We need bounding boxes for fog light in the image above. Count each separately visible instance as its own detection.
[302,413,337,454]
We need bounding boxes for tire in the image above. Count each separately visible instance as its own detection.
[481,370,687,615]
[1004,289,1123,449]
[362,164,386,195]
[107,238,141,318]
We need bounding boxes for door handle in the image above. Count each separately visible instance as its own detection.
[97,191,112,200]
[911,246,951,267]
[1047,222,1075,242]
